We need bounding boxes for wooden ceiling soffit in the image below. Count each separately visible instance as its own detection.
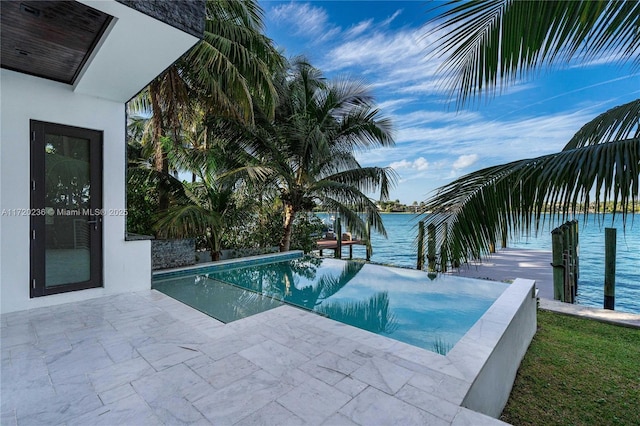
[1,1,112,85]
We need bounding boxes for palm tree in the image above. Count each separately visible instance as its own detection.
[127,0,283,211]
[422,0,639,268]
[152,141,248,261]
[247,59,397,251]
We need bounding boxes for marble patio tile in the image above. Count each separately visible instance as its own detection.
[64,324,119,346]
[273,366,318,387]
[396,383,461,423]
[339,387,448,426]
[299,351,360,385]
[88,356,155,393]
[143,394,208,425]
[238,339,310,378]
[198,335,255,361]
[326,339,380,365]
[99,337,139,363]
[33,332,72,357]
[16,386,103,425]
[259,321,308,344]
[259,326,326,358]
[189,353,259,390]
[334,376,368,398]
[1,347,10,364]
[98,383,136,405]
[350,357,414,395]
[235,401,305,426]
[180,314,225,331]
[321,413,360,426]
[1,374,56,414]
[193,370,293,425]
[0,323,37,348]
[67,392,162,426]
[277,376,352,425]
[135,341,201,371]
[133,363,214,404]
[0,409,17,426]
[138,312,182,333]
[350,332,403,352]
[6,342,47,365]
[390,344,467,381]
[407,370,469,406]
[451,407,510,425]
[46,341,114,382]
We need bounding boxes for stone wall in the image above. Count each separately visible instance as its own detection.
[116,0,205,38]
[152,239,196,270]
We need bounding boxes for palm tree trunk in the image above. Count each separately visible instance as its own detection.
[149,79,170,213]
[279,203,296,252]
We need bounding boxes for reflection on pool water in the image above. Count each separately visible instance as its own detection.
[153,256,509,354]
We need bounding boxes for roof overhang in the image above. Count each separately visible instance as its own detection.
[1,0,205,103]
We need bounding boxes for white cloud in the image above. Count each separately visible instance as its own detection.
[452,154,479,170]
[270,2,334,39]
[346,19,373,38]
[381,10,403,27]
[390,157,429,171]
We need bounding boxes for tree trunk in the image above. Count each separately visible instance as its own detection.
[279,203,296,252]
[149,79,169,213]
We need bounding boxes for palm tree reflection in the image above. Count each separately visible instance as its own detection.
[317,292,398,334]
[206,257,398,333]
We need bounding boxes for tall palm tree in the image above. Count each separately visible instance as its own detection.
[127,0,283,211]
[247,59,397,251]
[422,0,639,268]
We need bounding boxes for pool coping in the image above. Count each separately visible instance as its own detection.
[153,253,537,419]
[152,250,305,279]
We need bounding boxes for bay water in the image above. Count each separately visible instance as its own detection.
[318,213,639,314]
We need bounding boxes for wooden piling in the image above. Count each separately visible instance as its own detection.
[365,221,372,261]
[551,229,564,301]
[501,221,508,248]
[427,223,436,272]
[440,223,448,273]
[335,218,342,259]
[572,220,579,291]
[417,221,425,270]
[604,227,616,310]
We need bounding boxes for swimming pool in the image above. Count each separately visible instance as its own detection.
[153,254,509,355]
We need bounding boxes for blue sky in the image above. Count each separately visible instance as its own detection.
[261,1,640,204]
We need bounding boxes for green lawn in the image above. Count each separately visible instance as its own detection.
[500,310,640,425]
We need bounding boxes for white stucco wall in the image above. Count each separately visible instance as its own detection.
[0,69,151,314]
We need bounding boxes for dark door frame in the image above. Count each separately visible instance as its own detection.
[30,120,103,297]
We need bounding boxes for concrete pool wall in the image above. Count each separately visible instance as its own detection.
[453,278,537,417]
[154,252,538,420]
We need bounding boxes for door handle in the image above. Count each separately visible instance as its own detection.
[87,217,101,230]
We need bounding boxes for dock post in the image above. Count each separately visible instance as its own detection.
[335,218,342,259]
[427,223,436,272]
[365,221,372,261]
[417,221,425,270]
[561,223,574,303]
[604,227,616,310]
[551,229,564,301]
[440,223,448,273]
[573,220,580,294]
[501,220,508,248]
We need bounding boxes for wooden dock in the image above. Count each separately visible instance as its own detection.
[316,238,367,259]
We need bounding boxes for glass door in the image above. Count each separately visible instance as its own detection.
[30,120,103,297]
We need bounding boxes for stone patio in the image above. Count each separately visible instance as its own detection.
[1,290,510,425]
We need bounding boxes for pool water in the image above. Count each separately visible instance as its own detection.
[153,256,509,354]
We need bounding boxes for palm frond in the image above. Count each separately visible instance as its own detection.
[426,0,640,107]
